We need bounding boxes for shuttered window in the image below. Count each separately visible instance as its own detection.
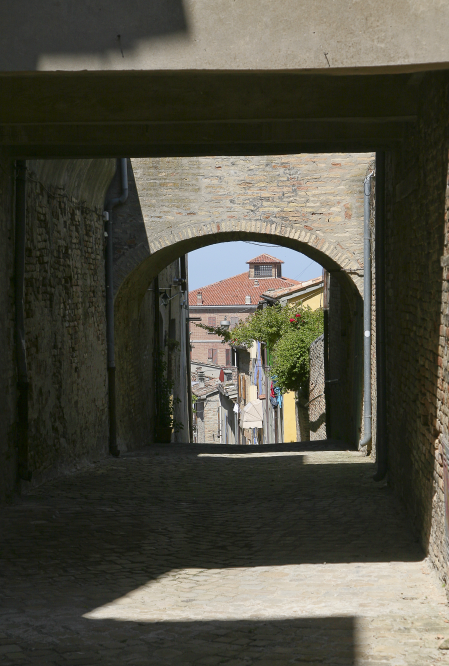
[208,348,218,364]
[225,349,231,366]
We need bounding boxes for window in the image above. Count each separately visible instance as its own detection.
[254,264,273,277]
[208,348,218,364]
[207,316,216,333]
[230,317,239,328]
[225,348,231,366]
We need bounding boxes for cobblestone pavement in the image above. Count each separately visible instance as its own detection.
[1,443,449,665]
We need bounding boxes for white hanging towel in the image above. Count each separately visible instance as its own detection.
[241,399,264,429]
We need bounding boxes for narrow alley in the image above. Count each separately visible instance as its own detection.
[1,444,447,666]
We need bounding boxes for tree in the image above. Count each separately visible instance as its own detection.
[196,303,323,394]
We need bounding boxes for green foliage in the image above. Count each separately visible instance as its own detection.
[195,322,233,342]
[155,348,184,433]
[271,307,324,392]
[198,303,323,394]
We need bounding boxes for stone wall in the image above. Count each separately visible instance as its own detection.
[21,160,115,487]
[129,153,372,295]
[110,159,190,448]
[0,158,17,502]
[195,392,220,443]
[385,72,449,582]
[118,154,372,452]
[309,334,326,440]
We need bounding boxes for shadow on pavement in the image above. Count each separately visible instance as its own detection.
[0,445,419,664]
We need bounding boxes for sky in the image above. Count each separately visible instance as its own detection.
[187,241,322,291]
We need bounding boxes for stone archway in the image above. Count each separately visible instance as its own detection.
[113,153,371,300]
[113,239,363,453]
[107,154,371,451]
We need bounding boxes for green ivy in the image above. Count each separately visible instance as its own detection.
[155,348,184,433]
[196,303,323,394]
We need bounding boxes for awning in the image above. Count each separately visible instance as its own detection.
[241,399,264,429]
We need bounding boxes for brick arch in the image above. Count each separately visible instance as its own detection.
[113,154,369,303]
[150,221,361,284]
[114,223,362,321]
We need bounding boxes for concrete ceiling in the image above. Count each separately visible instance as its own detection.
[0,71,428,158]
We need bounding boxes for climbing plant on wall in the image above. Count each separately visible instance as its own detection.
[196,303,323,395]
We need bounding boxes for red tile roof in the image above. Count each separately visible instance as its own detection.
[246,253,284,264]
[189,271,300,306]
[262,276,323,300]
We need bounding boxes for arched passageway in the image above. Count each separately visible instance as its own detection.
[106,153,370,452]
[0,79,448,666]
[113,231,364,455]
[0,7,449,661]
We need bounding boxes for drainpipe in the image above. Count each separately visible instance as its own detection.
[373,151,388,481]
[322,270,331,438]
[15,160,31,482]
[181,255,193,443]
[360,171,374,451]
[104,159,128,457]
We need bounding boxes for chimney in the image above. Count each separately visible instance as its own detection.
[197,368,205,386]
[197,291,203,305]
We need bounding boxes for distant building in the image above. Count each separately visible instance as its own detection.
[188,254,300,366]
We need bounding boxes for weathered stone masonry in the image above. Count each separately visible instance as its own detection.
[111,154,372,450]
[22,161,114,486]
[0,159,115,501]
[0,158,16,503]
[129,153,371,285]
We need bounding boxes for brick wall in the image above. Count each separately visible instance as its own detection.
[385,72,449,582]
[20,160,115,487]
[190,309,252,366]
[0,158,115,501]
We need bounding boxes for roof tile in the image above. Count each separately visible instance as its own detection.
[246,253,284,264]
[262,276,323,299]
[189,271,301,306]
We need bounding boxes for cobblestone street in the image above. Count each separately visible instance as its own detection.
[1,444,449,665]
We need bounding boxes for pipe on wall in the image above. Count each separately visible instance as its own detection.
[373,151,388,481]
[104,158,128,457]
[181,255,193,443]
[360,171,374,451]
[15,160,32,482]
